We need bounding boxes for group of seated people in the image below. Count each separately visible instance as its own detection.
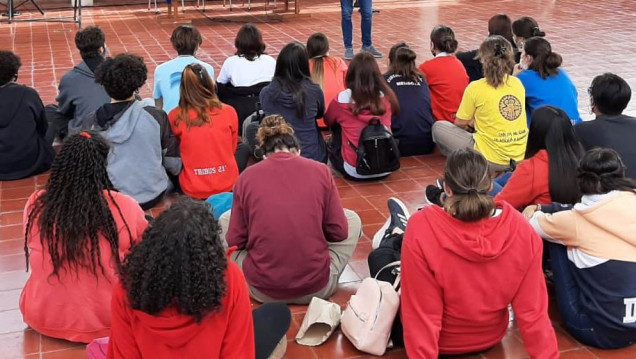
[0,12,635,359]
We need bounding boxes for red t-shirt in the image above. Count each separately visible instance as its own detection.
[418,56,469,122]
[107,261,255,359]
[400,202,558,358]
[168,104,239,199]
[226,152,348,299]
[495,150,552,210]
[20,190,147,343]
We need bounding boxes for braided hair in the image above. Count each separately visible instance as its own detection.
[24,132,133,279]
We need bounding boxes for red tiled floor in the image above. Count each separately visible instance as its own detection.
[2,0,636,358]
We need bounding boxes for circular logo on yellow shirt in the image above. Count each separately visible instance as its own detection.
[498,95,522,121]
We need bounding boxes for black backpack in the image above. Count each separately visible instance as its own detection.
[349,117,400,175]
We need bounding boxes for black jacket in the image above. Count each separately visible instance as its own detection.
[0,83,54,180]
[217,81,270,134]
[575,114,636,180]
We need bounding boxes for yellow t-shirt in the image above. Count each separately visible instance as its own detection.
[456,75,528,165]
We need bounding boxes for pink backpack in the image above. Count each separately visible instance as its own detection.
[86,337,109,359]
[341,261,401,356]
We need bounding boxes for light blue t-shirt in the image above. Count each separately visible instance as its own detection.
[153,56,215,113]
[517,68,581,125]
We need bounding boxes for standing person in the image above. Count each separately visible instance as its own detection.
[80,53,182,210]
[340,0,382,60]
[45,26,110,145]
[0,51,54,181]
[154,25,215,113]
[169,64,249,199]
[511,16,545,49]
[306,33,348,111]
[385,42,434,156]
[431,36,527,173]
[575,73,636,180]
[258,42,327,163]
[401,148,559,358]
[494,106,584,209]
[456,14,519,81]
[222,116,362,304]
[418,25,469,122]
[109,198,291,359]
[528,148,636,349]
[324,52,400,180]
[515,37,581,124]
[21,132,147,343]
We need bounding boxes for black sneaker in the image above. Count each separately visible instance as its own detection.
[372,197,410,249]
[425,178,445,206]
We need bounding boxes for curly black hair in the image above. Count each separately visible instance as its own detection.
[75,26,106,59]
[95,53,147,101]
[0,50,21,86]
[121,197,227,323]
[24,132,133,279]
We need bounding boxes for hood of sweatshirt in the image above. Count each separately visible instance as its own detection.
[423,202,519,262]
[131,306,210,348]
[0,83,28,128]
[574,191,636,246]
[73,61,97,78]
[93,100,143,144]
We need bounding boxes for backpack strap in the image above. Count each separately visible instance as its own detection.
[374,261,401,291]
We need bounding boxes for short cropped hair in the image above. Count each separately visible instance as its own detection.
[75,26,106,59]
[590,73,632,116]
[0,51,21,86]
[94,53,147,101]
[170,25,202,56]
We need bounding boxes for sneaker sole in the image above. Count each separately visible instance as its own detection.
[372,197,410,249]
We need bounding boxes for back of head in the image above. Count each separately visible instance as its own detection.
[122,197,227,323]
[274,42,311,118]
[488,14,515,46]
[0,50,21,87]
[527,106,584,203]
[256,115,301,155]
[346,52,399,116]
[478,35,514,87]
[235,24,266,61]
[306,33,330,89]
[523,37,562,79]
[512,16,545,40]
[387,45,420,83]
[430,25,458,54]
[177,63,220,129]
[171,25,202,56]
[443,148,496,222]
[75,26,105,59]
[578,148,636,196]
[25,132,132,279]
[590,73,632,116]
[95,53,147,101]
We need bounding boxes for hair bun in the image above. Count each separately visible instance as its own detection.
[259,115,295,139]
[493,43,507,57]
[532,27,546,37]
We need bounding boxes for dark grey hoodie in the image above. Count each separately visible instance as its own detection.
[56,61,110,131]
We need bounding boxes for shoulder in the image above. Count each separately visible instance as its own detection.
[154,59,175,74]
[143,104,168,120]
[223,55,239,64]
[261,55,276,64]
[106,190,142,210]
[220,103,238,117]
[336,88,353,103]
[516,70,537,81]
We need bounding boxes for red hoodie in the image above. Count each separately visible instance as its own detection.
[401,202,558,358]
[495,150,552,210]
[107,261,255,359]
[418,56,468,122]
[168,104,239,199]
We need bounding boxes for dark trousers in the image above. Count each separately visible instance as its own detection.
[368,234,404,347]
[548,242,635,349]
[45,104,72,146]
[253,302,291,359]
[235,142,251,173]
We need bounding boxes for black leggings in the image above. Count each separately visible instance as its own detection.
[253,302,291,359]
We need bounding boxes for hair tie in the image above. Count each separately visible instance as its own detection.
[494,44,506,57]
[467,189,479,195]
[80,131,92,139]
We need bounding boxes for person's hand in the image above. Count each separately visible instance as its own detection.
[513,64,524,76]
[522,204,539,220]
